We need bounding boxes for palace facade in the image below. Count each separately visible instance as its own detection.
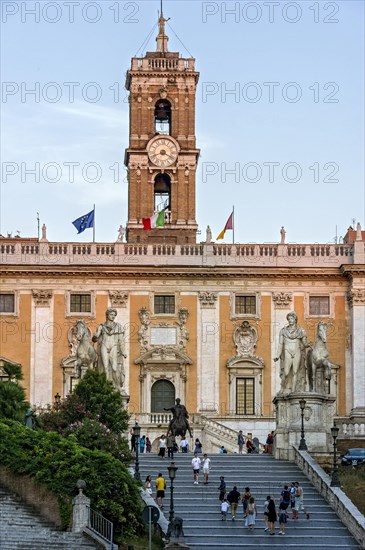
[1,12,364,449]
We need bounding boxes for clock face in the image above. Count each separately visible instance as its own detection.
[148,137,178,167]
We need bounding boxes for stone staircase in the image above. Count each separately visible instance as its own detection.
[139,453,362,549]
[199,415,264,453]
[0,485,100,550]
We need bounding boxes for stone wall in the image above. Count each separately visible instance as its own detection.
[0,465,63,528]
[294,447,365,549]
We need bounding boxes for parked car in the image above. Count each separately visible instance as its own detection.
[341,448,365,467]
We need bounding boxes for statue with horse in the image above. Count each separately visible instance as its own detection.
[164,398,193,438]
[275,312,336,394]
[306,321,337,393]
[74,319,97,378]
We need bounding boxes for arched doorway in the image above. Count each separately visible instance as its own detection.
[151,380,175,412]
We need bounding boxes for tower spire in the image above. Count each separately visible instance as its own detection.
[156,0,170,53]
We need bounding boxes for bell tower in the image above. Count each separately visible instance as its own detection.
[124,5,200,244]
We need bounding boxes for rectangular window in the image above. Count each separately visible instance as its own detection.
[70,294,91,313]
[0,294,15,313]
[309,296,330,316]
[236,378,255,415]
[154,295,175,315]
[235,295,256,315]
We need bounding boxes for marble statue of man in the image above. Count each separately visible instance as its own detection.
[274,311,309,393]
[117,225,124,242]
[280,226,286,244]
[92,308,126,389]
[206,225,212,243]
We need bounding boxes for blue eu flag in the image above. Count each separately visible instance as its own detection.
[72,210,94,234]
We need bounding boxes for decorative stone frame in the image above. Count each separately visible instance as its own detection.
[229,292,261,320]
[65,291,96,318]
[135,350,192,413]
[226,357,264,416]
[304,293,335,319]
[0,291,19,317]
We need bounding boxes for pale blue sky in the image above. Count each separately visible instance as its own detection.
[1,0,364,244]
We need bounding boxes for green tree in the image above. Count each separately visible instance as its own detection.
[0,362,29,421]
[38,370,130,460]
[73,370,129,432]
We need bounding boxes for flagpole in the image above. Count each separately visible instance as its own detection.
[232,205,235,244]
[93,204,95,243]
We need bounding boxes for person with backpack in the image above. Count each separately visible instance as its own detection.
[280,484,291,517]
[227,486,241,521]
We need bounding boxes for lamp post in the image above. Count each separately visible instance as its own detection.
[133,422,141,481]
[167,461,178,525]
[298,399,308,451]
[54,392,61,411]
[330,424,341,487]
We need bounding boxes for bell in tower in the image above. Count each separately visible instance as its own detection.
[124,3,200,245]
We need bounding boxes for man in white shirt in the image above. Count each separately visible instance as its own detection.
[202,453,211,485]
[191,452,201,485]
[180,438,189,453]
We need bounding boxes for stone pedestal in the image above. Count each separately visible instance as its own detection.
[273,392,336,461]
[120,390,130,409]
[72,483,90,533]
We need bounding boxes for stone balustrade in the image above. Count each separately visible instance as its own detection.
[294,447,365,549]
[130,57,196,72]
[335,417,365,438]
[1,240,360,268]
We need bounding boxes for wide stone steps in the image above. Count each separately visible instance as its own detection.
[0,486,99,549]
[139,453,361,550]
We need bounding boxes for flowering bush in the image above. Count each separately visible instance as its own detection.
[64,417,128,460]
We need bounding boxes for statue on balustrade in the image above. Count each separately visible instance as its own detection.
[164,398,192,438]
[274,311,310,393]
[92,308,126,389]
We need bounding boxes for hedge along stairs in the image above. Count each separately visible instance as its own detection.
[139,452,362,550]
[0,485,99,550]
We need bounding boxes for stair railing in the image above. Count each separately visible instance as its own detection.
[87,506,114,549]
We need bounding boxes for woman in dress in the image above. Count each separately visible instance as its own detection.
[267,497,277,535]
[158,434,166,458]
[146,437,152,453]
[194,438,202,453]
[145,475,153,496]
[245,496,257,530]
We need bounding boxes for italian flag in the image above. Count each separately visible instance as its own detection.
[142,210,165,230]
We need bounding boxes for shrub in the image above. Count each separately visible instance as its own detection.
[0,419,143,537]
